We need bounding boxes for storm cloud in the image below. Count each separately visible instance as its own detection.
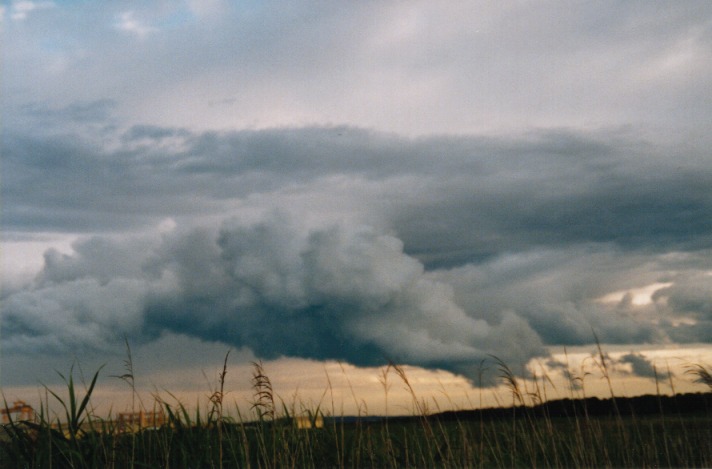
[3,215,546,380]
[4,120,712,382]
[618,352,671,380]
[5,122,712,252]
[2,1,712,388]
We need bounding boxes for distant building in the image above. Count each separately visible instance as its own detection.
[116,410,166,432]
[294,414,324,429]
[1,400,36,424]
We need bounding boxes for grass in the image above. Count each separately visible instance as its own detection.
[2,349,712,468]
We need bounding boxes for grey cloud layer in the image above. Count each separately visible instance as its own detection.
[3,217,545,381]
[3,1,712,384]
[5,2,712,134]
[3,122,712,381]
[5,122,712,264]
[4,213,711,382]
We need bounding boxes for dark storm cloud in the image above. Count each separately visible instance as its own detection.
[618,352,670,380]
[4,119,712,380]
[2,214,704,382]
[3,1,712,393]
[389,131,712,267]
[4,122,712,265]
[431,248,668,347]
[651,273,712,343]
[2,133,168,231]
[1,216,545,382]
[3,214,710,383]
[654,274,712,319]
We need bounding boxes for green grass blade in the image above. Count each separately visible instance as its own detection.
[75,365,104,426]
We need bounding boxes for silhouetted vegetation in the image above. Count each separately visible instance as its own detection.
[2,355,712,468]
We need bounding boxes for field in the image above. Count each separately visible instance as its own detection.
[2,355,712,468]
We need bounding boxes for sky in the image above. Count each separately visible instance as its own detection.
[2,0,712,417]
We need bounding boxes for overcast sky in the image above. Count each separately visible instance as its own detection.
[2,1,712,413]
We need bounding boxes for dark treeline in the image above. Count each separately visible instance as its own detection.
[324,392,712,425]
[429,392,712,422]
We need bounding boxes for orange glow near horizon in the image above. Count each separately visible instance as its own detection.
[3,345,710,422]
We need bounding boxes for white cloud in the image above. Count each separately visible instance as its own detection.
[598,282,674,306]
[184,0,227,18]
[10,0,54,21]
[5,2,712,137]
[115,10,157,38]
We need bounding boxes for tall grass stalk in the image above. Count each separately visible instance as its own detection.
[208,349,230,469]
[686,363,712,390]
[112,337,138,468]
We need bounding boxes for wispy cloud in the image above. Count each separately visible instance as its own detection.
[9,0,55,21]
[618,352,671,380]
[115,10,157,38]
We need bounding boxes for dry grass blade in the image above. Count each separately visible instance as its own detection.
[489,355,524,406]
[685,363,712,390]
[251,360,275,421]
